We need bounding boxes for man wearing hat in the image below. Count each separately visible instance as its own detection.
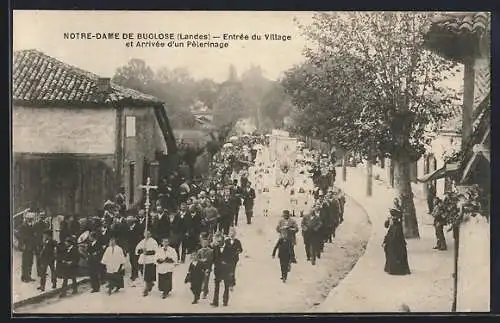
[59,235,80,297]
[86,232,103,292]
[37,229,58,291]
[301,204,323,265]
[241,180,256,225]
[276,210,298,263]
[18,211,38,282]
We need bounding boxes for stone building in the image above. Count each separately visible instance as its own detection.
[12,49,177,217]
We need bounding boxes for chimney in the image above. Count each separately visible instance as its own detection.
[96,77,112,93]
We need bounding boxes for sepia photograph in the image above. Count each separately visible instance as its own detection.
[11,11,490,314]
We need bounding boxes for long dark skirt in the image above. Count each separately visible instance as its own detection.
[384,243,411,275]
[107,272,124,289]
[144,264,157,282]
[158,272,173,293]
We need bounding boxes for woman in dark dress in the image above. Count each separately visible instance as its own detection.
[382,208,411,275]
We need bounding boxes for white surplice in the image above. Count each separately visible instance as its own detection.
[155,246,178,274]
[101,245,126,273]
[135,238,159,265]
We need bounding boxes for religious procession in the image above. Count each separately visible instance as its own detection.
[13,11,490,314]
[14,131,346,308]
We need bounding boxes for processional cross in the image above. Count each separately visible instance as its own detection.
[139,177,158,281]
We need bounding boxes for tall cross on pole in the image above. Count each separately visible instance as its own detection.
[139,177,158,282]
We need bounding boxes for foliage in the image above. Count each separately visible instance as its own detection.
[113,58,155,90]
[112,60,293,157]
[113,59,220,129]
[284,12,461,161]
[240,65,274,125]
[439,185,484,230]
[213,66,249,128]
[261,82,294,127]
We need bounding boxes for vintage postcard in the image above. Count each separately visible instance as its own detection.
[11,11,490,314]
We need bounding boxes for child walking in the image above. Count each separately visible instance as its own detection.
[101,237,126,295]
[271,232,293,282]
[184,252,205,304]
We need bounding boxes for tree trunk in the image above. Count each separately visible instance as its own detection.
[394,156,420,239]
[389,159,395,187]
[342,154,347,182]
[423,155,429,198]
[366,158,373,197]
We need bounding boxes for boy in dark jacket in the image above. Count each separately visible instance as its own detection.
[197,237,214,299]
[272,232,293,282]
[184,252,205,304]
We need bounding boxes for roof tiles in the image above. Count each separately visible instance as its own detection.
[12,49,162,106]
[429,12,490,36]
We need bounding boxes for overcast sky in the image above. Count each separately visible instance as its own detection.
[13,11,314,82]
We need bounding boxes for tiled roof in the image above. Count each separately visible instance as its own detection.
[13,49,162,106]
[423,12,490,63]
[428,12,490,36]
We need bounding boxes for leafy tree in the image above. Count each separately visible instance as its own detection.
[153,66,197,128]
[112,58,155,93]
[213,66,248,128]
[194,78,218,110]
[240,65,274,128]
[261,82,293,127]
[284,12,460,238]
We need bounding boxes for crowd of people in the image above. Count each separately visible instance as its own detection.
[15,131,347,307]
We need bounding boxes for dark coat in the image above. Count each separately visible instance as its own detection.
[153,213,171,240]
[212,244,234,280]
[272,238,293,261]
[184,261,205,289]
[225,238,243,264]
[58,244,80,278]
[301,212,323,235]
[229,194,241,212]
[241,187,256,207]
[110,219,128,248]
[18,224,38,251]
[319,204,332,228]
[86,241,104,270]
[197,246,214,271]
[136,218,147,235]
[126,223,144,253]
[185,212,202,238]
[383,221,411,275]
[97,228,111,249]
[168,214,183,244]
[39,238,58,264]
[177,211,190,240]
[218,198,235,224]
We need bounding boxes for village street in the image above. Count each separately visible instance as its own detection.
[16,146,371,314]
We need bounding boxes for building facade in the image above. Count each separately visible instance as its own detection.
[12,49,177,217]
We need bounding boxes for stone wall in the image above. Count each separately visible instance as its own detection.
[123,106,167,207]
[456,215,490,312]
[13,106,116,154]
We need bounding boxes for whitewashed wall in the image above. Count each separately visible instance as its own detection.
[456,215,490,312]
[13,106,116,154]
